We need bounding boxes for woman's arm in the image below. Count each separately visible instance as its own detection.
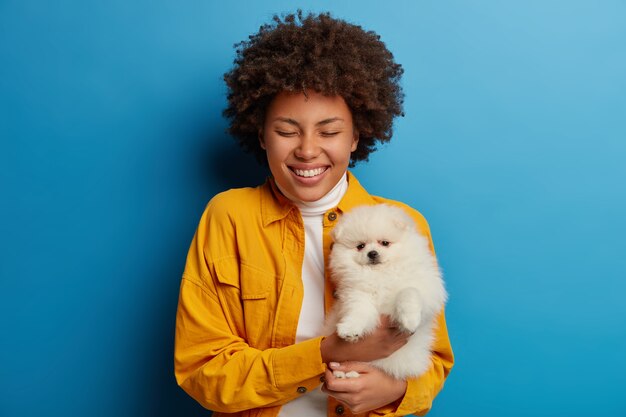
[174,195,333,412]
[320,315,411,363]
[322,310,454,416]
[174,276,327,413]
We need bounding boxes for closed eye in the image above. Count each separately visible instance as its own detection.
[276,130,297,137]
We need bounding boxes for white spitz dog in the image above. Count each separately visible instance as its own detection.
[327,204,447,379]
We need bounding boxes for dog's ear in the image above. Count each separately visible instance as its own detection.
[393,217,411,231]
[391,207,415,232]
[331,221,343,242]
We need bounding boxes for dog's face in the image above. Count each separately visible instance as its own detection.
[346,233,400,267]
[331,204,416,268]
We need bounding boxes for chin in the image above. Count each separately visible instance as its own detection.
[325,204,447,379]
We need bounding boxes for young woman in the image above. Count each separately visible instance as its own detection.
[174,11,453,417]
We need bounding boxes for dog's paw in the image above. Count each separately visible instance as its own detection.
[336,322,363,342]
[394,290,422,333]
[337,331,361,343]
[332,370,361,378]
[394,306,421,334]
[333,370,346,379]
[396,313,421,334]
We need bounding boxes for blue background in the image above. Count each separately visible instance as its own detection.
[1,1,625,416]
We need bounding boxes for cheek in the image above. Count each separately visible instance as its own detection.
[332,144,355,165]
[264,141,289,163]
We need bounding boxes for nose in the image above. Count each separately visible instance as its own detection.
[367,250,379,260]
[294,134,320,160]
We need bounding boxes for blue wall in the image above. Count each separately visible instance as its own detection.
[1,1,625,416]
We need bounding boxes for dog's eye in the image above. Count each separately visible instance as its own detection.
[379,240,390,247]
[356,243,366,251]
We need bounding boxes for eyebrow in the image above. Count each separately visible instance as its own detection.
[272,117,345,127]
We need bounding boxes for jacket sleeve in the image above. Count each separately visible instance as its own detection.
[174,199,326,413]
[174,277,326,412]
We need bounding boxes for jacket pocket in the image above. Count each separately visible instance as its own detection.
[214,258,276,347]
[214,258,273,299]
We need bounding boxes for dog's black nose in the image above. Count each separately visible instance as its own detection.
[367,250,379,260]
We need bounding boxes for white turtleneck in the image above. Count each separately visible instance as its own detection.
[275,173,348,417]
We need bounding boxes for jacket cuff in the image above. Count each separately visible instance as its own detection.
[271,336,326,389]
[369,376,432,417]
[393,377,432,416]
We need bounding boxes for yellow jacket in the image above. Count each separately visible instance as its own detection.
[174,172,454,417]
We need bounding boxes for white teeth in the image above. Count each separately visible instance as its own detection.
[293,167,326,178]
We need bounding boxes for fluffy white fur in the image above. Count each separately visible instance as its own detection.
[326,204,447,379]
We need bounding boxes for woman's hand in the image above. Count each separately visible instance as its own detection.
[322,362,407,414]
[320,315,410,363]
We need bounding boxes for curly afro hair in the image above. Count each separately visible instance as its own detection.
[223,10,404,166]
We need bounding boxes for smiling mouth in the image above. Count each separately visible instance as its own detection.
[290,167,329,178]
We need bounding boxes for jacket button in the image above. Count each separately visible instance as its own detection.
[297,386,307,394]
[335,405,345,415]
[328,212,337,221]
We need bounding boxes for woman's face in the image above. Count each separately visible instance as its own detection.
[260,90,359,202]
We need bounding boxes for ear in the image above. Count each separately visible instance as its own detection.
[258,129,266,150]
[331,222,343,242]
[350,130,359,152]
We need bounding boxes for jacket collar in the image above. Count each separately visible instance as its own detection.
[260,177,297,227]
[337,172,378,214]
[260,171,377,227]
